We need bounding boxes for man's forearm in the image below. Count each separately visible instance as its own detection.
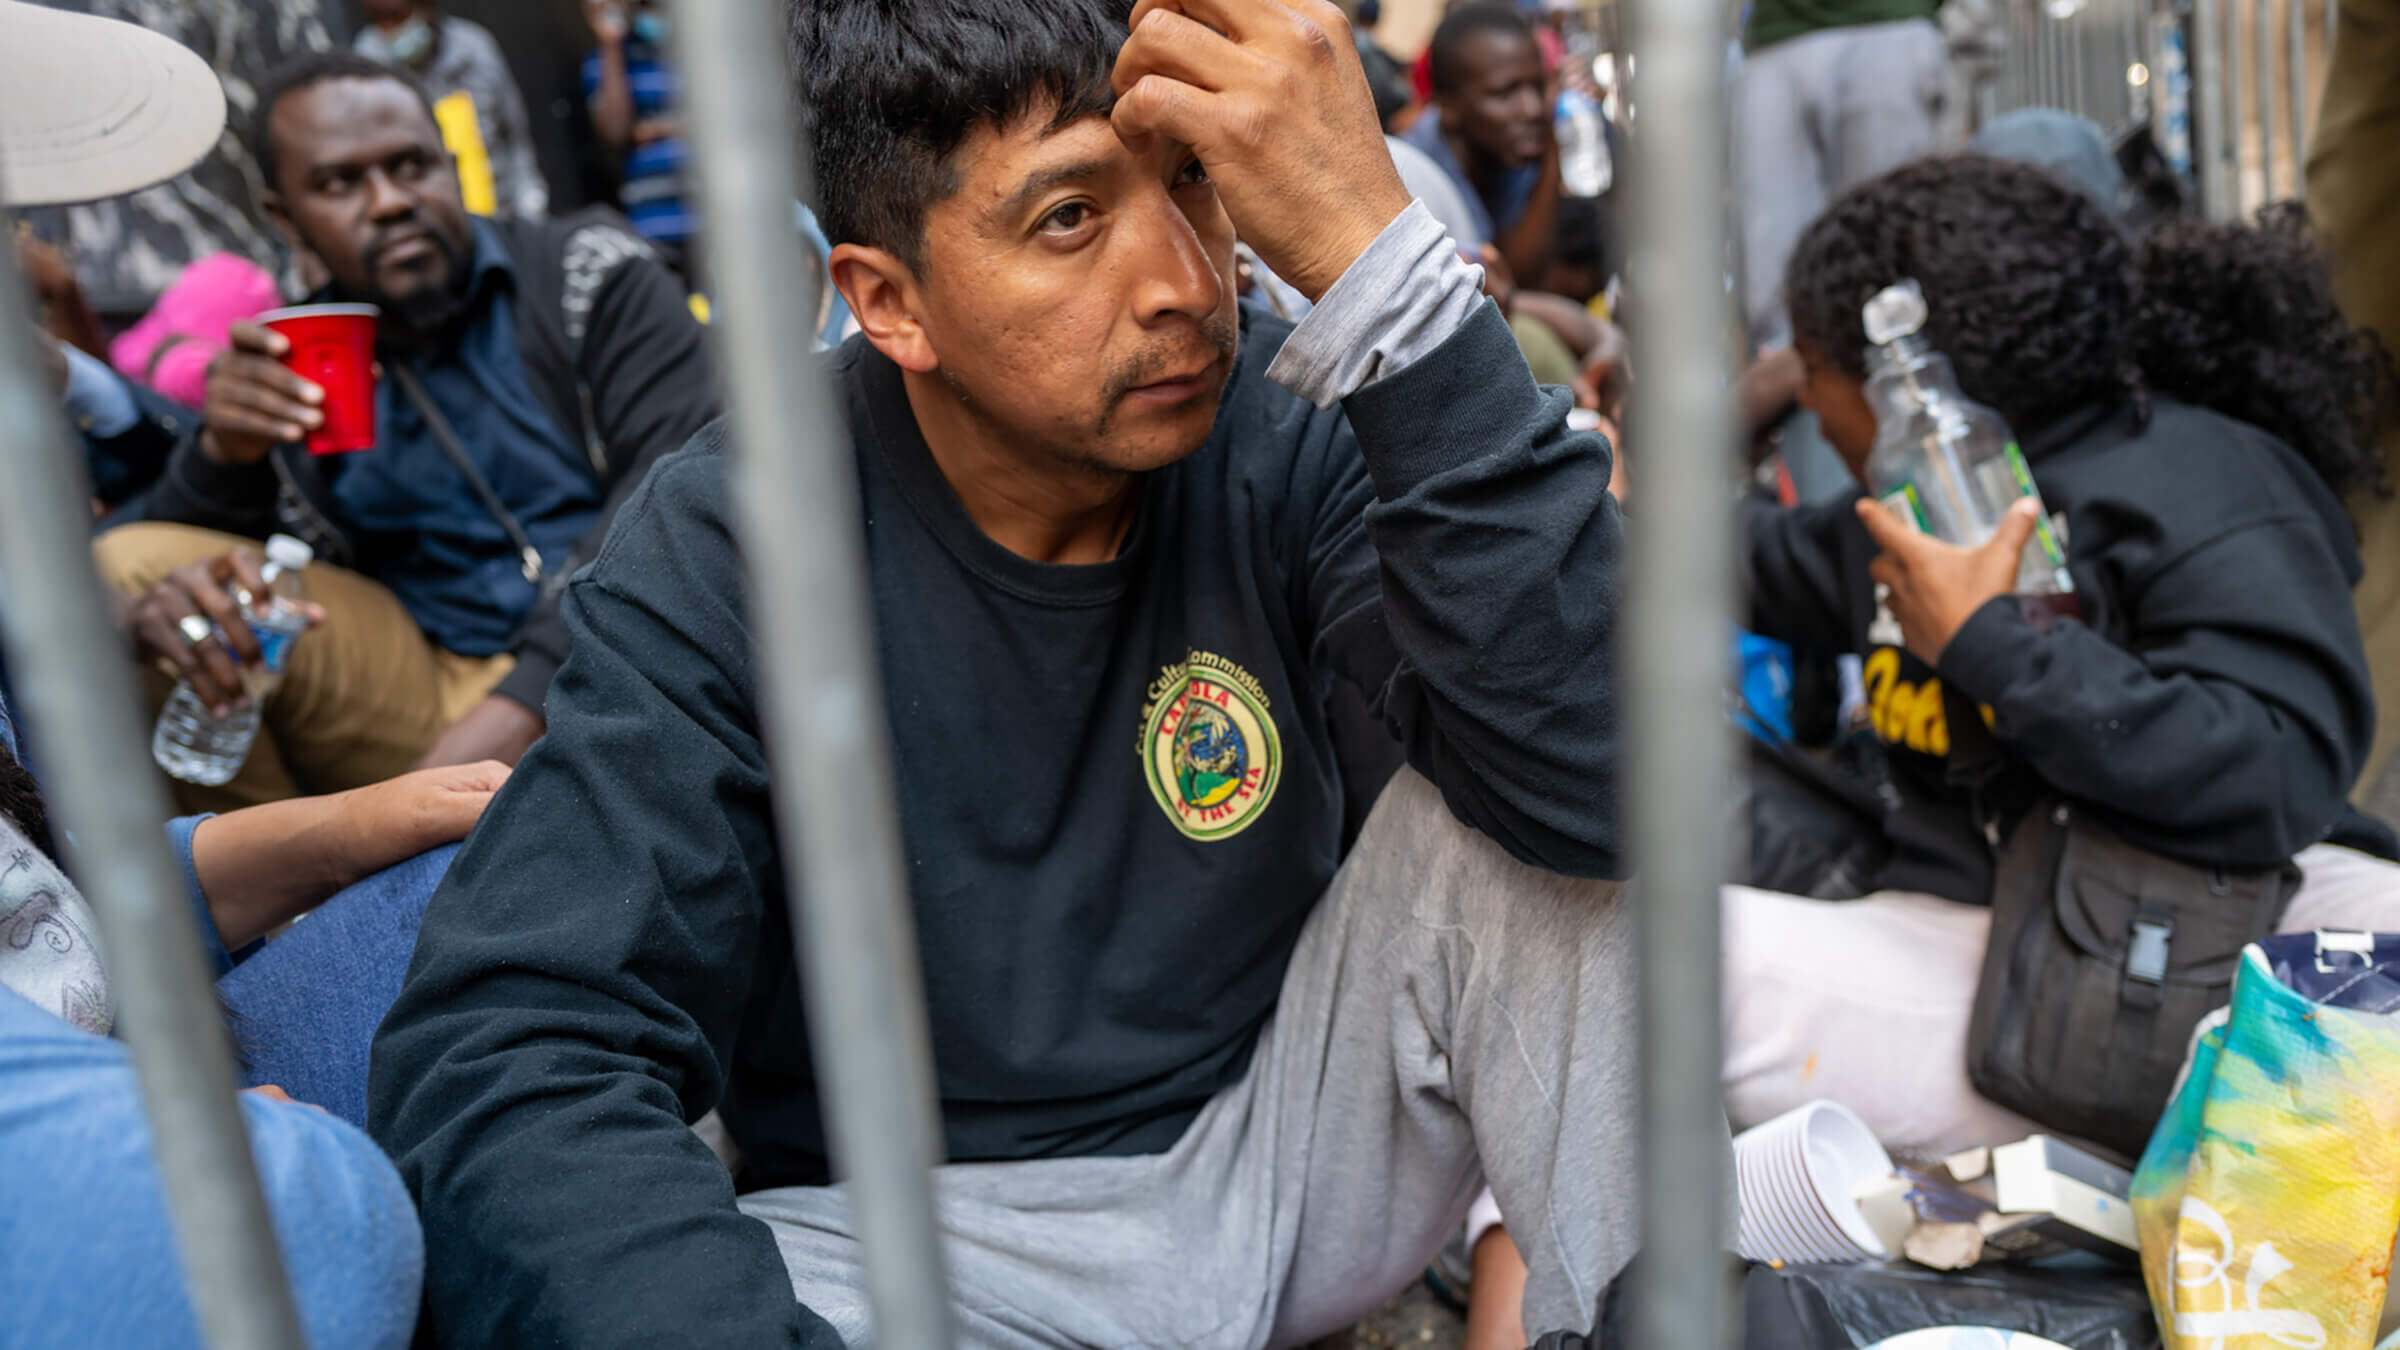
[189,798,360,950]
[1265,201,1485,407]
[590,44,636,150]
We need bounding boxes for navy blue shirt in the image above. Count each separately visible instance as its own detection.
[330,223,602,656]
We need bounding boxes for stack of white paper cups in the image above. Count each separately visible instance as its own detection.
[1733,1099,1893,1264]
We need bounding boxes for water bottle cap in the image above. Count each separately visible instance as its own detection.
[1862,279,1928,346]
[264,534,314,571]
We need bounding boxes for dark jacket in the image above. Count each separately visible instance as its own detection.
[80,378,197,516]
[369,304,1627,1347]
[1745,397,2383,903]
[129,208,715,712]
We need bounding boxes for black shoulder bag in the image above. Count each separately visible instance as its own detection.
[1950,671,2299,1158]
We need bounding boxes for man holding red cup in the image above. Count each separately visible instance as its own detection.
[97,51,718,814]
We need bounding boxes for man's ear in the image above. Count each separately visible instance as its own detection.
[259,190,327,288]
[259,190,303,252]
[830,242,937,375]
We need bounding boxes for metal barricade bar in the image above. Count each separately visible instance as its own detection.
[2195,0,2236,217]
[672,1,958,1344]
[0,223,306,1344]
[2253,0,2276,203]
[2217,0,2236,211]
[2287,0,2308,197]
[1625,0,1739,1340]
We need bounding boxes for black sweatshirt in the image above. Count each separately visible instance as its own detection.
[368,303,1627,1346]
[1745,397,2380,903]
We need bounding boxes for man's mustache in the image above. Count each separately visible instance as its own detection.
[360,217,463,275]
[1105,309,1240,401]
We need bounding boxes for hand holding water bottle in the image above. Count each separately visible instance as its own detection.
[1855,495,2044,666]
[143,536,325,786]
[129,542,326,718]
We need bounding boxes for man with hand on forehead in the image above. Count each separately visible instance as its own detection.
[373,1,1664,1346]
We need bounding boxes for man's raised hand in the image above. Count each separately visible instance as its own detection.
[1112,0,1412,303]
[199,321,324,465]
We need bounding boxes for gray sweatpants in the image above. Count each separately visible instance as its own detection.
[738,768,1669,1347]
[1735,17,1951,345]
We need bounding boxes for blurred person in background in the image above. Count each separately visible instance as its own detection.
[583,0,698,283]
[1396,4,1619,396]
[1734,0,1946,347]
[1400,3,1561,288]
[355,0,550,221]
[2307,0,2400,821]
[97,52,715,814]
[1353,0,1415,129]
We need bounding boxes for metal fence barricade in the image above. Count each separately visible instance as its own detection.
[0,216,306,1347]
[1623,0,1741,1339]
[672,1,959,1345]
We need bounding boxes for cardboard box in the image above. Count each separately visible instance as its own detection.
[1867,1135,2139,1270]
[1981,1135,2139,1265]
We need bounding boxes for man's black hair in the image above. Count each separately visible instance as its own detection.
[788,0,1133,273]
[247,49,440,193]
[1427,3,1536,97]
[1786,154,2393,501]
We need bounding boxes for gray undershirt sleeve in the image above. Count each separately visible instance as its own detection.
[1264,200,1489,410]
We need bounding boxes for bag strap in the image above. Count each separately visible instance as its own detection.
[391,364,546,586]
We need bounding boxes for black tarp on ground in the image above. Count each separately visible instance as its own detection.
[1546,1256,2162,1350]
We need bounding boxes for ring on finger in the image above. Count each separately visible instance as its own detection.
[176,614,215,648]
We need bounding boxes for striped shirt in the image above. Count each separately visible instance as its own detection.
[582,41,694,245]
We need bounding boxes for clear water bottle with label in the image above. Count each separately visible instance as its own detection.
[1555,88,1612,198]
[153,534,314,785]
[1858,279,2079,625]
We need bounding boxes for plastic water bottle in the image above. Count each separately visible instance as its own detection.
[1556,88,1612,198]
[153,534,314,785]
[1858,280,2079,623]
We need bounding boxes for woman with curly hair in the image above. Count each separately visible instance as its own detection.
[1729,153,2400,1157]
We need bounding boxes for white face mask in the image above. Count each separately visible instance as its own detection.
[359,14,435,67]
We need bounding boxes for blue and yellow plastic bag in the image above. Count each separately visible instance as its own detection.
[2132,932,2400,1348]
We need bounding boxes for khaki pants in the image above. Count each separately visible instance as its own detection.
[94,523,512,815]
[2307,0,2400,814]
[1507,312,1581,390]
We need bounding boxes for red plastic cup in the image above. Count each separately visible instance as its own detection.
[258,303,379,454]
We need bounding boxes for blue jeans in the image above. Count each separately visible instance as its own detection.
[219,844,459,1128]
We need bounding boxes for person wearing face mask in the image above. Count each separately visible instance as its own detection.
[355,0,548,222]
[583,0,696,283]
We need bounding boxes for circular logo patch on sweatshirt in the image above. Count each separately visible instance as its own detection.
[1139,650,1281,841]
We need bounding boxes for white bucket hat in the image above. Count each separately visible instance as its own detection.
[0,0,228,207]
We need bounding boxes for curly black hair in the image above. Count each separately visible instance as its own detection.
[1784,155,2392,501]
